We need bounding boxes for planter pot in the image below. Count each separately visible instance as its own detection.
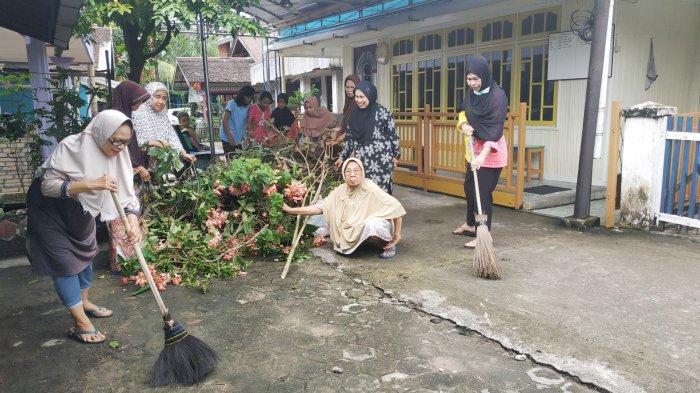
[0,209,28,258]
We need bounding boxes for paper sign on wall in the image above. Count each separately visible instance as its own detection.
[548,31,591,81]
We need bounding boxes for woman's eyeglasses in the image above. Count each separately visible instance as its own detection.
[108,137,131,148]
[344,168,362,175]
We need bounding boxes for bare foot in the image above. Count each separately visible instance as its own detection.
[464,239,477,249]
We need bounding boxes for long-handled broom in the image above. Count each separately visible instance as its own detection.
[111,192,219,386]
[471,165,504,280]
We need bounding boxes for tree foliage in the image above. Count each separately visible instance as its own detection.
[76,0,266,82]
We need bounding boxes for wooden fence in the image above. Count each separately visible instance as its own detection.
[657,112,700,228]
[393,103,527,209]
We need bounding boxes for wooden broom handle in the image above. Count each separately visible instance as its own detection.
[110,192,169,318]
[470,139,485,216]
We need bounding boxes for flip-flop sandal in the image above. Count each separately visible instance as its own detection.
[84,306,113,318]
[379,246,396,259]
[452,226,476,237]
[67,327,105,344]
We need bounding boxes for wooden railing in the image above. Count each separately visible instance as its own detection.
[393,103,528,209]
[604,102,622,228]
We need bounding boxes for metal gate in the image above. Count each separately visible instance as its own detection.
[393,103,527,209]
[658,113,700,228]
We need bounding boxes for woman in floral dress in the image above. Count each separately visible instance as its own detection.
[338,80,400,194]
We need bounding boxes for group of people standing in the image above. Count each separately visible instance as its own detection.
[218,76,401,199]
[24,55,506,345]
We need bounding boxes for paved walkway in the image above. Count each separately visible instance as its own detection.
[0,254,593,392]
[1,185,697,392]
[307,186,698,393]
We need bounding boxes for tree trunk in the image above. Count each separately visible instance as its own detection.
[121,21,146,83]
[119,13,174,83]
[128,54,145,83]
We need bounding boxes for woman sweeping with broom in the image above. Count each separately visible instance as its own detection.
[27,110,219,386]
[453,55,507,278]
[26,110,142,343]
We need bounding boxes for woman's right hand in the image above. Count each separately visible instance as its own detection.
[334,158,343,170]
[135,166,151,182]
[149,140,169,148]
[91,175,117,192]
[460,123,474,136]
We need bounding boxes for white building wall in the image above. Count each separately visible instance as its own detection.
[610,0,700,114]
[288,0,700,185]
[251,56,342,85]
[689,39,700,111]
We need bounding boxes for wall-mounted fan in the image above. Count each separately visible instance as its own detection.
[356,51,377,82]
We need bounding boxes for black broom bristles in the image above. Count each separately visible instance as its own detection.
[150,317,220,387]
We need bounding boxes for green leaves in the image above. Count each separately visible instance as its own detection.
[148,147,184,183]
[122,148,327,292]
[75,0,265,81]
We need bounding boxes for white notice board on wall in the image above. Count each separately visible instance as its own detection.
[548,31,591,80]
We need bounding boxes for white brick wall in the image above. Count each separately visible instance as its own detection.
[0,137,34,195]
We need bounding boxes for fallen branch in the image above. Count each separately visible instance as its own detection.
[281,142,331,279]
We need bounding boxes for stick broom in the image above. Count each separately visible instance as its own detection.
[111,192,219,386]
[471,156,504,279]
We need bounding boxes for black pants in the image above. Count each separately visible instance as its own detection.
[464,164,502,230]
[222,141,241,155]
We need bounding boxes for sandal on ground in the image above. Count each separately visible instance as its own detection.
[84,306,113,318]
[452,224,476,237]
[379,246,396,259]
[67,327,105,344]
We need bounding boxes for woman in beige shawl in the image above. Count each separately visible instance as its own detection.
[283,158,405,258]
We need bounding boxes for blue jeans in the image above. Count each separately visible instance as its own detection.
[52,264,93,309]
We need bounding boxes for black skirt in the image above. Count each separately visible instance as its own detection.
[26,177,98,277]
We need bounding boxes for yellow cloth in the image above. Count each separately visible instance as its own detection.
[457,111,473,162]
[322,158,406,253]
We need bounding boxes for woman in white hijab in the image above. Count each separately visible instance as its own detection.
[131,81,196,165]
[26,110,142,344]
[283,158,406,258]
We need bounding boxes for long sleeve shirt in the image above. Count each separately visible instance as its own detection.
[40,169,140,216]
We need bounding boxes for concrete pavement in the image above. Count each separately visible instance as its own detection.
[306,186,699,393]
[0,253,593,392]
[1,185,697,392]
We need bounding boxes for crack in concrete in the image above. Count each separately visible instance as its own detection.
[311,247,632,393]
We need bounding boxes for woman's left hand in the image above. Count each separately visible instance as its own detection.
[126,214,141,245]
[384,233,401,249]
[471,152,487,171]
[392,158,399,168]
[181,152,197,163]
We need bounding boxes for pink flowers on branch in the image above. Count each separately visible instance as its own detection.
[207,231,222,248]
[205,208,228,233]
[284,181,308,205]
[121,264,182,292]
[227,183,251,197]
[262,184,277,197]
